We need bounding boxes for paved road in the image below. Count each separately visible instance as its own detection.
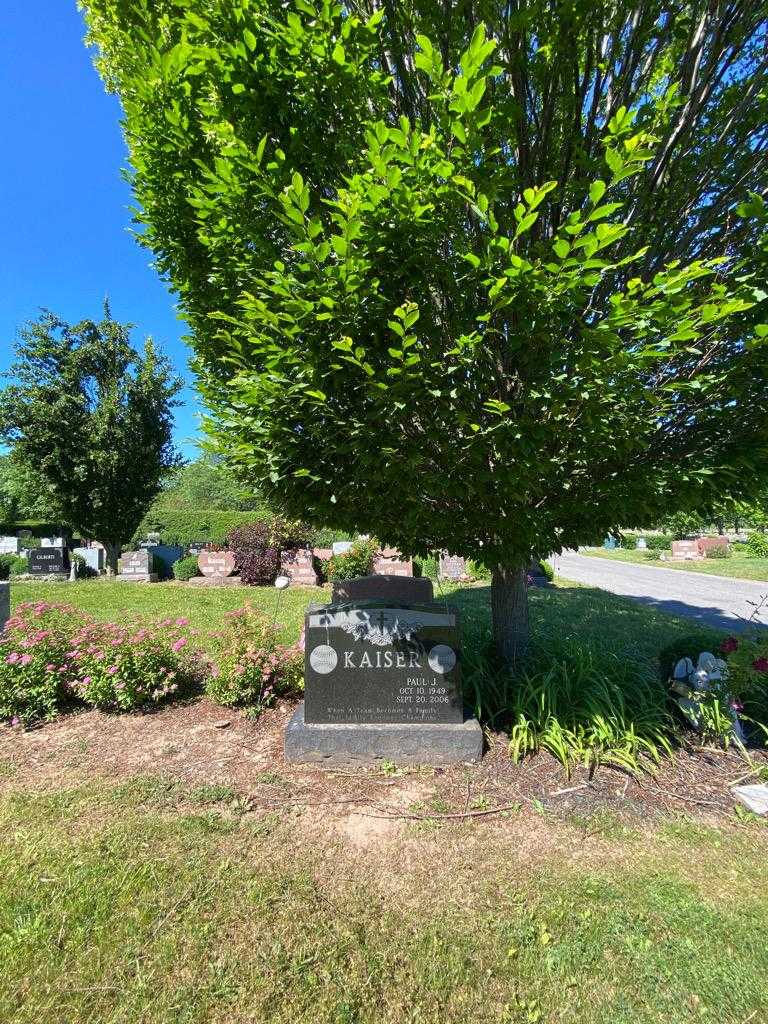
[552,551,768,632]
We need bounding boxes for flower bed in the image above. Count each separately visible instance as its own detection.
[1,600,303,727]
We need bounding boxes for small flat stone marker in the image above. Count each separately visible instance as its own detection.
[731,784,768,816]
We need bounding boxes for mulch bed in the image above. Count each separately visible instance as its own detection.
[1,697,764,829]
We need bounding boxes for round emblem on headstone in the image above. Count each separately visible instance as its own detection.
[428,644,457,674]
[309,644,338,675]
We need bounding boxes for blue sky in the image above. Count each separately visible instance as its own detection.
[0,2,201,459]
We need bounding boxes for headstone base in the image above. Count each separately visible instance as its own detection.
[116,574,159,583]
[284,702,483,766]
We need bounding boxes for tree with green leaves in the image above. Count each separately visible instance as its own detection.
[0,308,182,573]
[157,453,268,512]
[83,1,768,662]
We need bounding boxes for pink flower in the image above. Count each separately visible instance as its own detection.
[720,637,739,654]
[82,676,92,685]
[175,617,189,626]
[172,638,187,652]
[6,652,20,665]
[752,657,768,674]
[107,666,118,676]
[46,664,55,672]
[19,654,32,667]
[10,716,20,727]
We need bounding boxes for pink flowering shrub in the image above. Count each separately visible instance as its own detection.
[0,601,87,726]
[205,604,303,711]
[1,603,196,725]
[66,617,193,712]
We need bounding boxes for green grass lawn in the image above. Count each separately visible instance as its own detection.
[9,577,724,667]
[3,581,762,1022]
[0,777,766,1023]
[581,547,768,582]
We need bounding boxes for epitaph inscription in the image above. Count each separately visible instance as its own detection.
[304,601,462,725]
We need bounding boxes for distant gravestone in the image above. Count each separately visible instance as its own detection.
[40,536,65,549]
[119,549,158,582]
[280,548,318,586]
[636,537,647,550]
[198,550,236,578]
[439,553,468,581]
[671,540,703,561]
[332,541,354,556]
[29,547,70,576]
[0,537,21,555]
[0,581,9,634]
[285,574,482,765]
[603,536,617,550]
[697,536,729,555]
[374,548,413,577]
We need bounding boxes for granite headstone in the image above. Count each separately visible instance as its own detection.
[198,550,236,578]
[29,547,70,576]
[439,553,468,581]
[280,548,318,586]
[119,549,158,582]
[285,575,482,764]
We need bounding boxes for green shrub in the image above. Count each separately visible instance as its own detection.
[72,618,192,711]
[467,559,492,581]
[0,554,16,581]
[416,554,439,580]
[8,555,28,576]
[747,532,768,558]
[705,545,731,559]
[538,560,555,582]
[130,508,267,548]
[205,605,303,710]
[642,549,659,561]
[0,601,87,725]
[731,541,749,552]
[173,554,201,581]
[645,534,673,551]
[326,540,377,582]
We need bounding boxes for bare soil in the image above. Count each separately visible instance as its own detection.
[1,698,764,846]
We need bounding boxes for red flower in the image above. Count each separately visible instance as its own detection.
[752,657,768,674]
[720,636,739,654]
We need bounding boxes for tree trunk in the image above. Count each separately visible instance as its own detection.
[104,543,120,576]
[491,566,530,668]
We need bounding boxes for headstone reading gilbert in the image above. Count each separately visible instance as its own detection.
[29,547,70,576]
[285,574,482,765]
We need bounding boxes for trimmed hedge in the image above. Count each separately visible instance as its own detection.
[130,508,265,548]
[173,554,201,581]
